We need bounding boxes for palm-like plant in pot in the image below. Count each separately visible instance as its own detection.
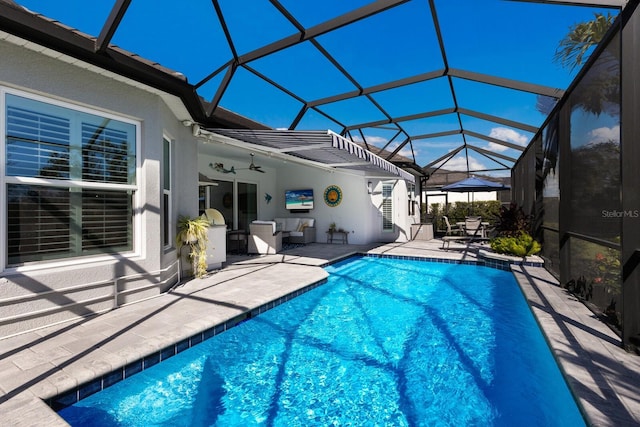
[176,215,210,278]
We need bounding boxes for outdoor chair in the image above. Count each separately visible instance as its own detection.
[248,221,282,254]
[464,217,485,240]
[443,216,462,236]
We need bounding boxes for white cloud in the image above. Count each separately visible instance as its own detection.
[487,142,509,152]
[487,127,529,152]
[414,141,460,149]
[588,125,620,145]
[351,135,388,145]
[398,147,415,158]
[436,155,486,171]
[365,135,389,145]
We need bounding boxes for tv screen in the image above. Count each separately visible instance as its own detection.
[285,189,314,210]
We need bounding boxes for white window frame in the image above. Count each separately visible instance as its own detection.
[162,135,173,249]
[382,182,394,232]
[1,87,141,271]
[408,181,416,216]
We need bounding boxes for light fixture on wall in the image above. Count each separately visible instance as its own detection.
[367,181,373,194]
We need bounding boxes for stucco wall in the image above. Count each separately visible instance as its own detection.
[0,39,418,338]
[0,40,195,338]
[269,162,415,245]
[195,140,417,245]
[196,149,278,226]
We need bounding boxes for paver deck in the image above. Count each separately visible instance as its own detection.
[1,240,638,426]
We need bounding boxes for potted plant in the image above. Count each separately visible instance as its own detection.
[328,222,337,233]
[176,215,210,278]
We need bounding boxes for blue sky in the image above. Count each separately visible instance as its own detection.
[17,0,617,175]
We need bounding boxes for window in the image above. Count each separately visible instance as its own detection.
[4,92,137,265]
[162,136,172,248]
[382,183,393,232]
[407,182,416,216]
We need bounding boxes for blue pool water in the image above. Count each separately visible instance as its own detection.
[59,257,585,426]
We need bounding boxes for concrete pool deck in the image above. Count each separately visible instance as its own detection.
[0,240,638,426]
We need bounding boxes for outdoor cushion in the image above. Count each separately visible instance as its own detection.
[297,221,308,232]
[252,220,276,234]
[272,217,316,243]
[284,217,301,232]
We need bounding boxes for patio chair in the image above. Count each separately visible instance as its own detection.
[464,217,485,240]
[248,221,282,254]
[443,216,462,236]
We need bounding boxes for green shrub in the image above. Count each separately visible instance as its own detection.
[494,202,531,237]
[429,200,501,232]
[490,231,541,257]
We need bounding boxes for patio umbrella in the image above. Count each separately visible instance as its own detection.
[441,176,510,215]
[441,176,510,192]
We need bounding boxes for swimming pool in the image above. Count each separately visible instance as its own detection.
[58,256,585,426]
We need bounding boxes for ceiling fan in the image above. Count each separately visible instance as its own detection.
[209,153,264,174]
[250,153,265,173]
[242,153,265,173]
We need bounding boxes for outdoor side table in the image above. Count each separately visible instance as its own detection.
[326,230,348,244]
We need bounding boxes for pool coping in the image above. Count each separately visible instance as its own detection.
[2,240,637,426]
[46,277,329,411]
[510,264,640,426]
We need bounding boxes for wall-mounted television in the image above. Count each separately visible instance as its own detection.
[285,189,314,210]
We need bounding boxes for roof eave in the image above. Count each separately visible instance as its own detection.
[0,1,268,130]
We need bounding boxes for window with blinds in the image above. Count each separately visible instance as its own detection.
[7,185,72,261]
[382,183,393,232]
[4,93,137,265]
[82,122,132,184]
[6,105,71,179]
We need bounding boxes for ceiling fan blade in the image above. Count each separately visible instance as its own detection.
[248,153,265,172]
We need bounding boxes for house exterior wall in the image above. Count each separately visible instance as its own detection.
[196,140,418,245]
[269,162,416,245]
[0,40,197,338]
[0,38,418,339]
[195,148,278,224]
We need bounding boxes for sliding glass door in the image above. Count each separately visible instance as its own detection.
[199,179,256,231]
[237,182,257,231]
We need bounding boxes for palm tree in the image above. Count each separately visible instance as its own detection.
[537,12,618,116]
[553,12,615,71]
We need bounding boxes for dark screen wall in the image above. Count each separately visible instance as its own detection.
[512,2,640,351]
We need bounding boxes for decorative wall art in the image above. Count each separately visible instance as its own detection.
[323,185,342,207]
